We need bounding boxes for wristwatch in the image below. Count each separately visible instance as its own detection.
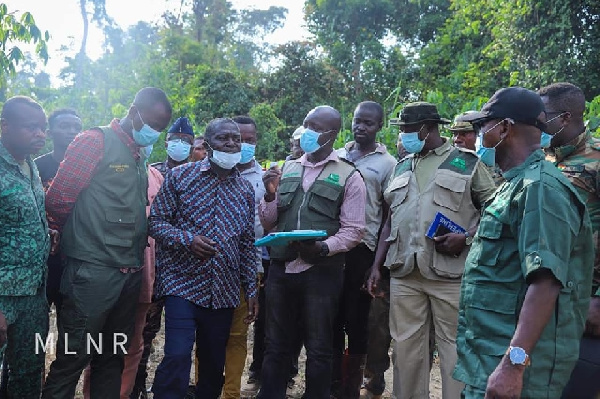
[506,346,531,366]
[319,241,330,257]
[464,231,474,246]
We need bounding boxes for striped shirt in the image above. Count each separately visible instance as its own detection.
[149,158,258,309]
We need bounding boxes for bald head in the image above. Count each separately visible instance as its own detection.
[305,105,342,133]
[133,87,172,115]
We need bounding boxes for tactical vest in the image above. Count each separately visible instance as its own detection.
[61,126,148,268]
[384,147,481,280]
[270,159,356,266]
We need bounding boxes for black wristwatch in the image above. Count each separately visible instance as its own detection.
[319,241,330,257]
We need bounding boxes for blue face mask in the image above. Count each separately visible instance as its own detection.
[476,120,507,167]
[300,128,331,154]
[540,132,552,148]
[240,143,256,164]
[132,110,161,146]
[167,139,192,162]
[400,126,429,154]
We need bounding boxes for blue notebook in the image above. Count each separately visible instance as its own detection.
[425,212,465,239]
[255,230,328,247]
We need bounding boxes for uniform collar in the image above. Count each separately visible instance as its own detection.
[549,129,589,163]
[502,150,545,181]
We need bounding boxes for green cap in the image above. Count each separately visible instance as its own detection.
[390,102,451,126]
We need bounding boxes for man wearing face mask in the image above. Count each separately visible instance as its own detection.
[453,87,593,398]
[366,102,496,399]
[538,82,600,398]
[151,116,194,177]
[43,88,172,398]
[257,105,366,399]
[149,118,258,399]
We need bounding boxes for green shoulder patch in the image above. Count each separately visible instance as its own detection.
[282,172,301,179]
[324,173,340,185]
[449,157,466,171]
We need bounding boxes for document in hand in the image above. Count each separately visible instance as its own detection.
[425,212,466,239]
[254,230,328,247]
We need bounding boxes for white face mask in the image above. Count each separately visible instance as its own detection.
[211,149,242,169]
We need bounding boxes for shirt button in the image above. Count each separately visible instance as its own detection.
[118,218,122,222]
[567,281,574,288]
[534,255,541,264]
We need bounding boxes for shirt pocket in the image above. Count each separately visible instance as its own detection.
[384,174,410,210]
[104,209,136,248]
[277,179,300,211]
[464,284,518,355]
[433,173,467,212]
[473,214,504,266]
[307,183,342,219]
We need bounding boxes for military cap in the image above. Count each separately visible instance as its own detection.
[448,111,480,132]
[167,117,194,136]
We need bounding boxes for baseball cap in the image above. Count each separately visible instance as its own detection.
[389,102,451,126]
[462,87,546,131]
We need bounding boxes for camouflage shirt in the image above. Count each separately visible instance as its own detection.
[546,129,600,296]
[0,142,50,296]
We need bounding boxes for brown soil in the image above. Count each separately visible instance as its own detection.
[45,308,443,399]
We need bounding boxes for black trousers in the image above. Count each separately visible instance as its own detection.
[258,261,343,399]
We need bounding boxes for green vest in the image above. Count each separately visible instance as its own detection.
[61,126,148,268]
[270,159,356,266]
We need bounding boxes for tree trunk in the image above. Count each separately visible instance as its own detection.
[76,0,88,88]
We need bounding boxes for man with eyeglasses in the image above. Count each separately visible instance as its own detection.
[43,88,172,398]
[453,87,593,398]
[0,96,59,398]
[539,82,600,398]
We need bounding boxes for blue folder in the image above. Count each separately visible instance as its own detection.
[255,230,328,247]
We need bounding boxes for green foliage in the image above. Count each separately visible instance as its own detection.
[0,5,48,82]
[249,102,288,161]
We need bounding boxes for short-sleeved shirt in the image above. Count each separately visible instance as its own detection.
[546,129,600,296]
[337,142,397,251]
[0,142,50,296]
[453,150,594,397]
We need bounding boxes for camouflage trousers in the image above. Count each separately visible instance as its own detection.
[0,288,49,399]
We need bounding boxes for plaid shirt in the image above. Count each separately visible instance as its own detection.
[46,119,140,231]
[149,158,258,309]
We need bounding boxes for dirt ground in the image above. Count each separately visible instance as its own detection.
[45,308,443,399]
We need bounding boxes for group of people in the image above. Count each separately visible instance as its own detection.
[0,82,598,399]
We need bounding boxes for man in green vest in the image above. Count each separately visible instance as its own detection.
[367,102,496,399]
[42,87,172,398]
[256,105,367,399]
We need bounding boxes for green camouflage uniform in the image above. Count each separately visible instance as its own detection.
[546,129,600,295]
[0,141,50,398]
[453,150,593,398]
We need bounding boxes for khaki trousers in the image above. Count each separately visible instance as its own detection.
[221,291,248,399]
[389,268,464,399]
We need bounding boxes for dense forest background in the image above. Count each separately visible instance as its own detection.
[3,0,600,163]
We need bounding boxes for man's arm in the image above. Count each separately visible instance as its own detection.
[367,212,392,298]
[258,166,281,232]
[45,130,104,231]
[148,172,195,249]
[322,171,366,255]
[486,269,561,398]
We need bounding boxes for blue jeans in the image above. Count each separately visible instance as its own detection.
[258,261,344,399]
[151,296,233,399]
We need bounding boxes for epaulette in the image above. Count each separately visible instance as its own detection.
[339,157,355,167]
